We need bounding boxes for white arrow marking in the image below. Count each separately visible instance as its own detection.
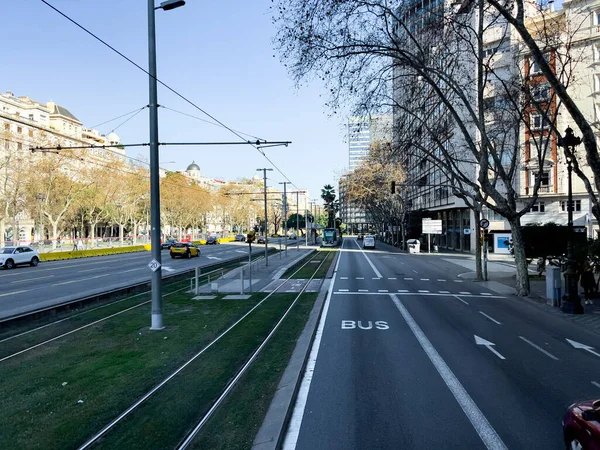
[566,339,600,358]
[206,256,222,260]
[161,266,175,273]
[474,335,506,360]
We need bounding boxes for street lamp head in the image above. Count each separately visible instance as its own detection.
[158,0,185,11]
[560,126,582,149]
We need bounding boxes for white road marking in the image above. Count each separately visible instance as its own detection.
[404,277,413,280]
[454,280,464,283]
[340,277,348,280]
[518,336,559,361]
[437,279,446,282]
[121,268,146,273]
[389,294,508,450]
[388,277,397,280]
[418,290,430,293]
[474,335,506,360]
[339,289,349,292]
[78,268,100,273]
[0,289,30,297]
[378,289,389,293]
[460,291,471,295]
[479,311,502,325]
[356,277,364,280]
[11,275,54,284]
[52,273,111,286]
[481,293,492,296]
[398,289,409,293]
[420,278,430,281]
[353,239,382,278]
[566,339,600,358]
[439,290,450,294]
[283,238,343,449]
[592,381,600,389]
[358,289,369,292]
[413,270,418,274]
[454,295,470,305]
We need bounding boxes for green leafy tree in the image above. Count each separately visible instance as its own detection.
[321,184,338,228]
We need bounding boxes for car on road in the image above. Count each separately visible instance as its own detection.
[161,239,178,250]
[288,233,297,240]
[234,234,246,242]
[563,399,600,449]
[0,246,40,269]
[206,236,219,245]
[363,235,376,250]
[170,242,200,259]
[257,236,267,244]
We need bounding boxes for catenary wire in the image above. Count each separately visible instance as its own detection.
[90,107,147,129]
[38,0,301,191]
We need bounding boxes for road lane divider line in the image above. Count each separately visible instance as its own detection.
[358,289,368,292]
[340,277,348,280]
[437,279,446,282]
[11,276,54,284]
[479,312,501,325]
[0,290,30,297]
[356,277,364,280]
[460,292,471,295]
[518,336,559,361]
[413,270,418,274]
[121,268,146,273]
[418,290,429,293]
[389,294,508,450]
[439,291,450,294]
[339,289,349,292]
[404,277,413,280]
[592,381,600,389]
[352,239,382,278]
[420,278,430,281]
[454,295,470,305]
[378,290,389,293]
[282,236,344,450]
[398,289,409,293]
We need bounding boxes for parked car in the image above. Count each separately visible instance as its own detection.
[257,236,267,244]
[170,242,200,259]
[206,236,219,245]
[289,233,297,240]
[363,235,376,250]
[234,234,246,242]
[563,399,600,449]
[0,246,40,269]
[161,239,178,250]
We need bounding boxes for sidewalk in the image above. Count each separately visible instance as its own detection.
[194,247,318,296]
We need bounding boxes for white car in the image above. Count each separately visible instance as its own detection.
[0,246,41,269]
[363,235,376,250]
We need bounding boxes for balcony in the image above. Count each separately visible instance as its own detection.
[524,185,552,195]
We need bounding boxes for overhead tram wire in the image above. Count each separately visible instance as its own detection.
[39,0,301,192]
[90,106,147,129]
[105,107,146,135]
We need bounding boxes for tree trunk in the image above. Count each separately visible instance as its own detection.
[508,216,530,296]
[133,222,138,245]
[90,221,98,248]
[51,221,59,250]
[119,224,124,246]
[0,218,4,248]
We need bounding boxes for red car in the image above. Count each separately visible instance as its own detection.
[563,399,600,449]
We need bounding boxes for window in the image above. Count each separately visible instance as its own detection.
[595,44,600,62]
[483,96,496,111]
[4,123,9,131]
[17,127,22,134]
[561,200,582,212]
[596,10,600,25]
[28,114,34,121]
[596,74,600,92]
[530,54,550,75]
[17,143,22,151]
[531,113,550,129]
[483,47,497,58]
[533,171,550,186]
[531,201,545,212]
[532,83,550,101]
[28,130,33,138]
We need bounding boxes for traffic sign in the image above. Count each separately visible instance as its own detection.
[422,219,442,234]
[479,219,490,229]
[148,259,161,272]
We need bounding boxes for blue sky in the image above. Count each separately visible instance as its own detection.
[3,0,350,202]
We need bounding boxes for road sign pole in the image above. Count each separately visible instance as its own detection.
[428,233,431,254]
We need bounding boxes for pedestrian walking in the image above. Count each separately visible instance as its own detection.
[580,261,595,305]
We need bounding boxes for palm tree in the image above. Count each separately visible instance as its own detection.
[321,184,338,228]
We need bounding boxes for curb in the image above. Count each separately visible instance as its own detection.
[252,252,339,450]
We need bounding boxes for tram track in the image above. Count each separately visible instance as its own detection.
[75,252,330,450]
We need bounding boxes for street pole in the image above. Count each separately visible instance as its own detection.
[36,193,44,245]
[279,182,291,257]
[305,197,308,247]
[148,0,164,330]
[296,191,299,251]
[258,168,273,266]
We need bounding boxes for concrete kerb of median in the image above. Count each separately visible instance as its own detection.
[252,249,340,450]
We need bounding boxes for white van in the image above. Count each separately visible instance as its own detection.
[363,235,376,250]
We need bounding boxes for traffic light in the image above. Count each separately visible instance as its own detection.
[247,230,256,243]
[391,181,396,194]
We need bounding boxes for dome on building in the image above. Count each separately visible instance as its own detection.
[106,132,120,144]
[187,161,200,171]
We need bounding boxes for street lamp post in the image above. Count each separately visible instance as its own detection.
[257,168,273,265]
[148,0,185,330]
[558,126,584,314]
[36,193,45,245]
[279,182,292,256]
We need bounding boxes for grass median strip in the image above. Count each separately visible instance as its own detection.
[283,249,337,279]
[88,293,299,450]
[188,292,318,450]
[0,292,264,450]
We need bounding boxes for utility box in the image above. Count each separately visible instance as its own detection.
[407,239,420,254]
[546,266,563,307]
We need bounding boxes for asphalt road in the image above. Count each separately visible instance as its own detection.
[0,239,299,320]
[284,238,600,449]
